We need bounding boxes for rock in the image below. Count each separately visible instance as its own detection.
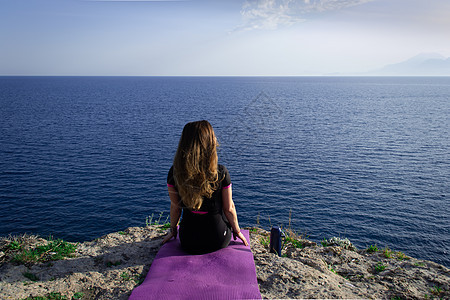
[0,226,449,299]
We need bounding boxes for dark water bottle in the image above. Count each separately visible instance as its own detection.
[270,226,282,256]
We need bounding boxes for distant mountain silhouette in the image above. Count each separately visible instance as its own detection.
[368,53,450,76]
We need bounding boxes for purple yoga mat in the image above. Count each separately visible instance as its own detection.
[129,229,261,300]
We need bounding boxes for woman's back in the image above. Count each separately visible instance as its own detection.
[168,164,232,254]
[162,120,248,253]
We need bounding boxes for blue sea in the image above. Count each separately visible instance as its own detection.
[0,76,449,267]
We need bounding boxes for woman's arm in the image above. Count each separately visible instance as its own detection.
[162,186,181,244]
[222,186,249,246]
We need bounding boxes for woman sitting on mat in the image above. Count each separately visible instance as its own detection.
[162,120,248,254]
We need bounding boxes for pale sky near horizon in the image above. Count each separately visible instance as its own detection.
[1,0,450,76]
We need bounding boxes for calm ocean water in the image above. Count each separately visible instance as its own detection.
[0,76,449,267]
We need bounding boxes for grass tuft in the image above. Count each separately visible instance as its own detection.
[285,236,304,249]
[259,236,269,248]
[8,240,23,251]
[430,286,442,296]
[374,262,386,273]
[160,223,171,229]
[120,271,131,281]
[146,212,169,227]
[283,228,307,249]
[249,227,259,233]
[367,244,379,253]
[395,251,409,261]
[23,292,67,300]
[71,292,84,300]
[13,237,77,264]
[329,265,337,274]
[383,247,393,258]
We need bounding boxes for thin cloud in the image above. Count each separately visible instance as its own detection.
[237,0,374,31]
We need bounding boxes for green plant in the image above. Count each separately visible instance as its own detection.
[23,292,67,300]
[367,244,378,253]
[396,251,409,261]
[13,238,77,264]
[285,236,304,249]
[283,227,308,249]
[118,231,126,235]
[47,293,67,300]
[249,227,258,233]
[146,212,169,227]
[23,271,39,281]
[374,262,386,273]
[431,286,442,296]
[157,222,172,233]
[120,271,131,281]
[383,247,393,258]
[260,236,269,248]
[8,240,23,250]
[321,238,329,247]
[161,223,171,229]
[72,292,84,300]
[145,214,154,226]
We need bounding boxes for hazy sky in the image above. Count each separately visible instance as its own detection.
[1,0,450,75]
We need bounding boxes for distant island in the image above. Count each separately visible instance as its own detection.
[367,53,450,76]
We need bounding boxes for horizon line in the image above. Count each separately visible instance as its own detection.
[1,75,450,77]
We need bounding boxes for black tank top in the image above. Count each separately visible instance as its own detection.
[167,164,231,215]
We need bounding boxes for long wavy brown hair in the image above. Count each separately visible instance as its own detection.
[173,120,219,210]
